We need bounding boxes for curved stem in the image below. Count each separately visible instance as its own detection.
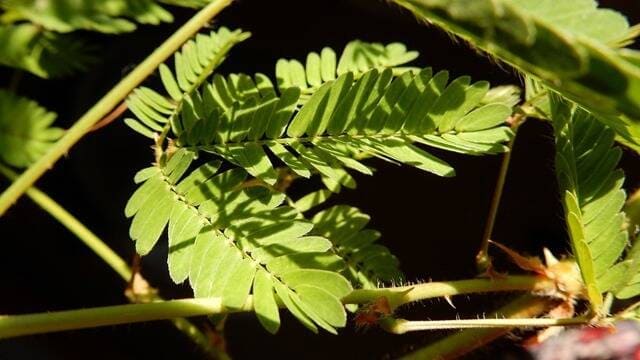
[0,275,554,339]
[0,0,232,216]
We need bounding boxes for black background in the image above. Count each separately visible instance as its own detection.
[1,0,640,359]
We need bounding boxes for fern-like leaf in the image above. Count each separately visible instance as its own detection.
[126,149,353,334]
[312,205,402,288]
[0,24,93,78]
[393,0,640,148]
[0,0,180,33]
[0,90,63,168]
[124,27,251,138]
[171,67,513,189]
[552,95,629,312]
[276,40,419,104]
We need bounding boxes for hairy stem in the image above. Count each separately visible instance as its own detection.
[0,0,232,216]
[0,164,227,359]
[476,114,526,272]
[0,275,555,339]
[342,275,554,310]
[400,296,557,360]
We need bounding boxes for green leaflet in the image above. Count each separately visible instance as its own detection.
[551,96,629,313]
[0,90,64,168]
[293,190,333,213]
[276,40,420,104]
[125,149,353,333]
[614,236,640,299]
[125,27,251,138]
[0,0,200,33]
[394,0,640,147]
[0,24,93,78]
[312,205,402,289]
[174,67,514,190]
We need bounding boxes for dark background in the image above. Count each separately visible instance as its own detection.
[1,0,640,359]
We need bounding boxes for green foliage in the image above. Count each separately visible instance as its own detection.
[124,27,251,138]
[126,149,353,334]
[0,0,177,33]
[0,90,63,168]
[393,0,640,148]
[312,206,402,288]
[159,0,212,8]
[168,67,513,189]
[551,95,629,312]
[0,24,93,78]
[613,236,640,299]
[276,40,419,103]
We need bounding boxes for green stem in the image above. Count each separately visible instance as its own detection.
[0,298,251,339]
[0,0,232,216]
[343,275,554,310]
[0,164,130,279]
[476,114,525,272]
[400,296,556,360]
[385,316,590,333]
[0,164,227,359]
[0,275,554,339]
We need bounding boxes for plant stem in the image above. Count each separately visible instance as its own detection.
[400,296,557,360]
[0,275,554,339]
[0,164,130,279]
[0,298,251,339]
[0,164,227,359]
[0,0,232,216]
[384,316,589,333]
[90,101,128,132]
[476,114,525,272]
[342,275,554,310]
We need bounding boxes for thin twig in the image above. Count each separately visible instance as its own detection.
[90,102,128,132]
[476,113,526,272]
